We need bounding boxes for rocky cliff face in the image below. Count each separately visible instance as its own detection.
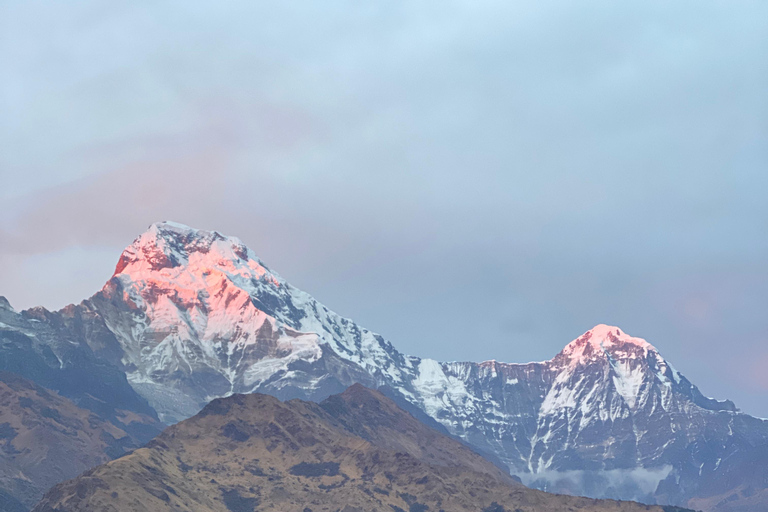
[33,385,691,512]
[9,221,768,510]
[0,297,162,443]
[0,296,163,511]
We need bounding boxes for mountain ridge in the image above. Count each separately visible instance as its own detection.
[0,371,150,510]
[6,220,767,510]
[33,384,693,512]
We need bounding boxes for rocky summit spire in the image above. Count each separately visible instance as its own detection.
[112,221,261,277]
[0,296,14,312]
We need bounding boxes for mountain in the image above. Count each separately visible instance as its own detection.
[318,384,512,479]
[429,325,767,500]
[0,371,149,511]
[0,298,163,511]
[8,221,768,510]
[0,296,162,443]
[71,221,391,423]
[32,385,692,512]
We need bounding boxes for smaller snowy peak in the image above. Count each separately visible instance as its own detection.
[557,324,658,364]
[0,296,14,312]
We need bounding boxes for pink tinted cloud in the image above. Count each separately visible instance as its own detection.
[0,147,232,258]
[750,351,768,391]
[0,91,325,257]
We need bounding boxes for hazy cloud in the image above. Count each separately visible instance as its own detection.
[1,0,766,415]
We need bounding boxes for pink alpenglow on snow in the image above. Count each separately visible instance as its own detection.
[558,324,658,365]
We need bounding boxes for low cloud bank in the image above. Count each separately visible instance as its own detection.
[518,466,673,503]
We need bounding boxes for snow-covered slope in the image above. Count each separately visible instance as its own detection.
[426,325,764,504]
[77,221,416,422]
[26,221,768,509]
[0,295,162,443]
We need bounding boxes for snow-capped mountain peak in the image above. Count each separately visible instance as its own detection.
[107,220,287,353]
[89,221,414,422]
[537,324,685,428]
[113,221,274,282]
[557,324,658,365]
[25,221,762,508]
[0,295,14,312]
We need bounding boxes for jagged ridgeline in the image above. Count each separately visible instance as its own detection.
[32,385,693,512]
[3,221,767,511]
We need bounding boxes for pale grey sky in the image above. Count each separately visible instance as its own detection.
[1,1,767,416]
